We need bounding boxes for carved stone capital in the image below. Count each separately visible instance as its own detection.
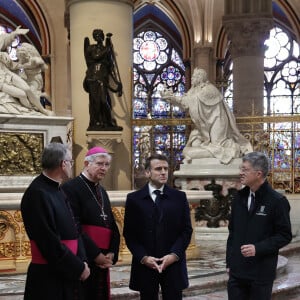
[223,16,273,58]
[65,0,134,9]
[86,131,123,154]
[194,46,213,56]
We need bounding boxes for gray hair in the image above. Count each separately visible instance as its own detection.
[41,143,69,170]
[242,151,270,178]
[84,152,111,163]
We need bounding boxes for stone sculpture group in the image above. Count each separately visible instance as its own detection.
[0,26,52,116]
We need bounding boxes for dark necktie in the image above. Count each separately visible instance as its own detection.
[154,190,163,222]
[249,193,255,214]
[153,190,164,256]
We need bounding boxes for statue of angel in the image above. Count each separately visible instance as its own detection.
[83,29,123,131]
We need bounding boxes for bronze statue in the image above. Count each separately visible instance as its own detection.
[83,29,123,131]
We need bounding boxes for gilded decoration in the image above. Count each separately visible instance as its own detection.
[0,220,8,239]
[0,132,43,176]
[0,242,15,258]
[237,114,300,193]
[22,240,31,258]
[0,210,20,235]
[112,207,128,255]
[0,210,22,259]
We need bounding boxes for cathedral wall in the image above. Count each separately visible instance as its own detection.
[37,0,71,117]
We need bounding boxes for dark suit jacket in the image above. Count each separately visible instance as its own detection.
[226,180,292,281]
[123,184,193,292]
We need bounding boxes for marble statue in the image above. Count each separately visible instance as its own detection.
[83,29,123,131]
[0,26,52,116]
[161,68,252,164]
[16,43,50,102]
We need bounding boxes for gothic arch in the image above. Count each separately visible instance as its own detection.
[276,0,300,42]
[25,0,51,55]
[0,0,50,55]
[133,0,191,60]
[215,0,300,60]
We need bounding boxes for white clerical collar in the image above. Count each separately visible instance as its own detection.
[81,172,99,186]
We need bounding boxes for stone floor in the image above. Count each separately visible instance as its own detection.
[0,238,300,299]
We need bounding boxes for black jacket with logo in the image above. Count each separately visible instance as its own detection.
[226,180,292,281]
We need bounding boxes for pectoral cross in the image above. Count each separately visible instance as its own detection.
[100,210,108,220]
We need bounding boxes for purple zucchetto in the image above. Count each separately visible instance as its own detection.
[85,146,108,157]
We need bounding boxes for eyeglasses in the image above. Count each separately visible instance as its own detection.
[239,167,259,174]
[64,159,74,167]
[94,161,111,168]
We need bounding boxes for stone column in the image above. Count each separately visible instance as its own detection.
[193,45,214,80]
[65,0,133,190]
[223,0,273,117]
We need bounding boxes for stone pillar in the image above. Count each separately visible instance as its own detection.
[65,0,133,190]
[193,45,214,80]
[223,0,273,117]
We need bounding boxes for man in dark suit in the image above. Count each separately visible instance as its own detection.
[226,151,292,300]
[123,153,193,300]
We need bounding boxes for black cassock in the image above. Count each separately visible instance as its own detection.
[62,174,120,300]
[21,174,86,300]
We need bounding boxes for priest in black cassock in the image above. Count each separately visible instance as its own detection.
[21,142,90,300]
[62,146,120,300]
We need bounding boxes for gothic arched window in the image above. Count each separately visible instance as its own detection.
[222,20,300,192]
[132,6,189,189]
[264,26,300,115]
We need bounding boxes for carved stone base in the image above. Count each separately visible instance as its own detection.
[174,158,242,228]
[0,114,73,192]
[86,130,123,153]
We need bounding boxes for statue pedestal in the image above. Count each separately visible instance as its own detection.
[86,131,123,153]
[86,131,123,190]
[0,114,73,192]
[174,158,242,229]
[174,158,242,193]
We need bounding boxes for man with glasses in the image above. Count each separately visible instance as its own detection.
[226,151,292,300]
[62,146,120,300]
[21,142,90,300]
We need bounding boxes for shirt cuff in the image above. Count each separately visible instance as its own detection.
[170,253,179,261]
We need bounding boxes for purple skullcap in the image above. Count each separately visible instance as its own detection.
[85,147,108,157]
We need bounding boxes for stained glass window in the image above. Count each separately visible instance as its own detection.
[132,27,188,189]
[264,26,300,116]
[222,24,300,192]
[263,26,300,192]
[0,25,22,60]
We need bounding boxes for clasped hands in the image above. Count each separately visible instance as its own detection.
[80,252,114,281]
[94,252,114,269]
[241,244,256,257]
[143,254,178,273]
